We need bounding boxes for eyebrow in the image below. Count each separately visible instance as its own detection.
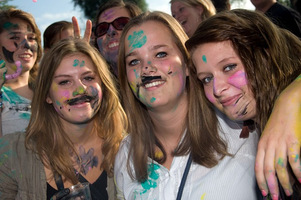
[125,44,168,58]
[53,71,94,79]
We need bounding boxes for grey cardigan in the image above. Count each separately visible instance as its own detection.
[0,132,115,199]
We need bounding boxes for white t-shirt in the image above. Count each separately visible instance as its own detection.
[1,86,31,135]
[114,111,262,200]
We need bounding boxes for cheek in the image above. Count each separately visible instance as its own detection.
[97,38,105,53]
[228,70,248,88]
[204,88,215,104]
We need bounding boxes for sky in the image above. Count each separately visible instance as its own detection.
[9,0,254,42]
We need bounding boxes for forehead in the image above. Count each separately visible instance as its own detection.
[55,53,96,73]
[98,6,130,23]
[2,18,33,33]
[125,20,175,49]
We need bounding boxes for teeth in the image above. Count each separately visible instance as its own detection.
[19,55,31,58]
[108,42,118,48]
[145,81,164,88]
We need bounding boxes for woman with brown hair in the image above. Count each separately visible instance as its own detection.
[0,8,42,136]
[0,39,127,199]
[186,9,301,199]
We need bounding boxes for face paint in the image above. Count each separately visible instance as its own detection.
[202,55,207,63]
[72,86,86,96]
[150,97,156,103]
[228,70,248,88]
[73,59,85,67]
[127,30,147,53]
[2,46,14,63]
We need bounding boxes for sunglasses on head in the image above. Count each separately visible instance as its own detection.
[94,17,130,38]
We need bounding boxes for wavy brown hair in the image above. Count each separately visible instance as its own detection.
[25,39,127,183]
[0,8,42,90]
[186,9,301,133]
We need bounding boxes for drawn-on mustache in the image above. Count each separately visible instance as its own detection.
[66,95,95,106]
[141,76,162,85]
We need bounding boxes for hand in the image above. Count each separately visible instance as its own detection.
[255,76,301,199]
[50,188,70,200]
[72,16,92,43]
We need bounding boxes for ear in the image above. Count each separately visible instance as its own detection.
[46,95,53,104]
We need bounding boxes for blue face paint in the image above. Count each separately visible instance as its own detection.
[127,30,147,53]
[202,55,207,63]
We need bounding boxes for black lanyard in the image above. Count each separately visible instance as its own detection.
[176,154,192,200]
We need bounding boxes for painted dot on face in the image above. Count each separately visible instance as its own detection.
[150,97,156,103]
[133,69,139,79]
[228,70,248,88]
[73,59,79,67]
[127,30,147,52]
[202,55,207,63]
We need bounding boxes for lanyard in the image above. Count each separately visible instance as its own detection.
[176,153,192,200]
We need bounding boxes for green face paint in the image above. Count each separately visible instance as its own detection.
[127,30,147,53]
[73,59,85,67]
[202,55,207,63]
[72,86,85,96]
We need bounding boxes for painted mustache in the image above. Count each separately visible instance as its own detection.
[141,76,162,85]
[66,95,95,106]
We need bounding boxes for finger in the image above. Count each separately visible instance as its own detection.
[255,140,269,197]
[288,141,301,184]
[72,16,81,39]
[264,142,279,200]
[275,145,292,196]
[51,188,70,200]
[83,20,92,43]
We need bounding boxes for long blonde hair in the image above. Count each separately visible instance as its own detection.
[25,39,127,183]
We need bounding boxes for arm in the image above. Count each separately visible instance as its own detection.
[72,16,92,43]
[255,75,301,199]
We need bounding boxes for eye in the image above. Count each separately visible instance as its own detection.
[10,35,19,40]
[224,64,237,72]
[156,52,167,58]
[58,80,70,86]
[83,76,95,82]
[128,59,140,66]
[200,75,213,85]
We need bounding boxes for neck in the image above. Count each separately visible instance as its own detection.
[148,93,188,146]
[62,121,96,145]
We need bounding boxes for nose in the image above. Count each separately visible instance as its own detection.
[141,61,157,75]
[106,25,117,38]
[213,76,228,97]
[20,39,30,50]
[72,82,87,97]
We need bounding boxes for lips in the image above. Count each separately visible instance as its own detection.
[141,76,165,89]
[219,94,242,106]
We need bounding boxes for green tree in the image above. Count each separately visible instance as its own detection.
[0,0,15,10]
[72,0,148,20]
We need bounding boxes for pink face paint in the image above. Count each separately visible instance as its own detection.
[102,9,114,21]
[5,61,22,80]
[33,0,37,2]
[205,89,215,104]
[228,70,248,88]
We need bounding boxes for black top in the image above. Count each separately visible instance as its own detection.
[47,171,108,200]
[265,2,301,38]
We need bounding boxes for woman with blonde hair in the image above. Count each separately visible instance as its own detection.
[170,0,216,37]
[0,39,127,199]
